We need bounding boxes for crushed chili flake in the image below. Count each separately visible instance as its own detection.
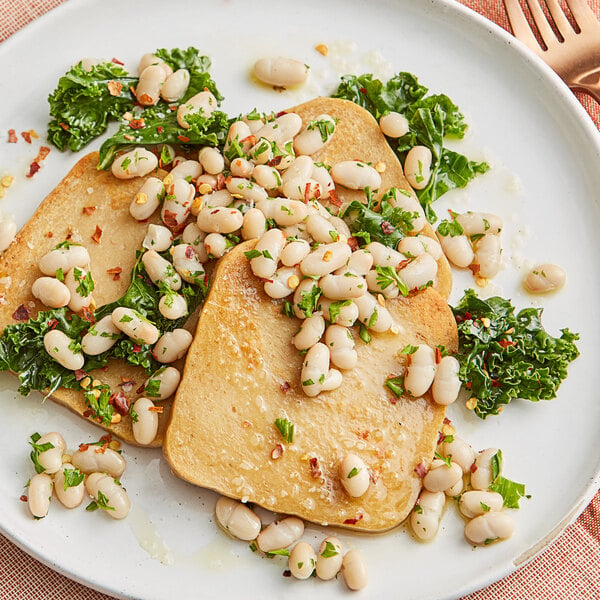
[470,463,478,473]
[414,460,428,479]
[81,306,95,323]
[107,266,122,281]
[59,122,69,131]
[271,444,284,460]
[123,134,134,142]
[74,369,88,381]
[282,570,292,578]
[328,189,342,207]
[83,409,94,419]
[148,405,164,413]
[435,347,442,364]
[343,514,364,525]
[381,221,395,235]
[19,495,28,502]
[280,381,291,394]
[156,125,164,134]
[12,304,30,321]
[26,162,41,178]
[177,135,191,143]
[8,129,17,143]
[132,344,142,354]
[498,339,516,348]
[309,457,322,479]
[347,236,360,252]
[111,57,124,65]
[129,118,145,130]
[315,43,329,56]
[91,225,103,244]
[110,391,130,415]
[491,379,502,388]
[162,209,179,229]
[107,80,123,96]
[82,206,97,215]
[21,131,32,144]
[47,318,59,330]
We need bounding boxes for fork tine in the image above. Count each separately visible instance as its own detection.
[565,0,600,28]
[503,0,542,52]
[545,0,576,38]
[525,0,560,47]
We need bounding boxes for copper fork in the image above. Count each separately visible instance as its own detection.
[503,0,600,102]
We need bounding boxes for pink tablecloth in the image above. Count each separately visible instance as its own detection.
[1,1,599,598]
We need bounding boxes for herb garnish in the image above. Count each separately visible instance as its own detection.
[274,418,295,444]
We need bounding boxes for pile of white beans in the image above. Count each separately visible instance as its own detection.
[26,431,130,520]
[215,496,367,590]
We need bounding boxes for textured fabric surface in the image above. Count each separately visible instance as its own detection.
[1,0,599,599]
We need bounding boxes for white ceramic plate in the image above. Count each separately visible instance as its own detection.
[1,1,599,598]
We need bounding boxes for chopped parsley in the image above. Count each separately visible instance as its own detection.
[29,432,55,474]
[274,418,295,444]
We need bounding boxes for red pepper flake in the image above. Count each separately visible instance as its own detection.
[271,444,284,460]
[303,182,312,203]
[498,339,516,348]
[74,369,88,381]
[78,443,90,452]
[94,437,110,454]
[107,80,123,97]
[328,189,342,207]
[343,514,364,525]
[275,110,287,118]
[470,463,478,473]
[91,225,103,244]
[359,87,367,95]
[106,266,122,281]
[47,318,59,330]
[280,381,291,394]
[309,457,322,479]
[82,206,97,216]
[8,129,17,143]
[129,118,145,130]
[111,57,124,65]
[12,304,30,321]
[267,155,283,168]
[110,391,130,416]
[443,417,452,425]
[21,131,32,144]
[241,134,256,146]
[177,135,191,143]
[347,236,360,252]
[132,344,142,354]
[26,162,41,178]
[37,146,50,161]
[123,134,134,142]
[465,381,472,390]
[414,460,428,479]
[162,209,179,229]
[282,570,292,578]
[148,405,164,413]
[491,379,502,388]
[381,220,395,235]
[396,258,410,271]
[136,383,146,394]
[435,347,442,364]
[469,263,481,275]
[59,122,69,131]
[156,126,164,134]
[81,306,95,323]
[19,494,28,502]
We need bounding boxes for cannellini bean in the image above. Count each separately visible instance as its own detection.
[256,517,304,552]
[144,366,181,400]
[32,276,70,308]
[161,178,194,228]
[300,241,352,277]
[319,273,367,300]
[379,111,409,138]
[197,206,243,234]
[160,68,190,102]
[410,490,445,541]
[0,218,16,252]
[337,249,373,276]
[248,138,273,165]
[431,355,461,405]
[226,177,268,203]
[446,477,464,497]
[215,496,262,541]
[280,239,310,266]
[339,453,370,497]
[85,472,130,519]
[224,120,253,155]
[404,145,433,190]
[198,146,225,175]
[473,234,502,279]
[293,278,321,319]
[325,324,357,370]
[318,298,358,327]
[316,537,343,581]
[177,91,218,129]
[158,292,188,320]
[281,223,310,241]
[342,550,368,591]
[264,265,301,299]
[465,511,515,545]
[170,159,202,182]
[35,432,66,474]
[293,314,325,350]
[182,222,207,249]
[310,164,336,198]
[327,215,352,240]
[243,113,264,134]
[256,197,308,226]
[365,268,400,299]
[111,307,159,345]
[64,267,93,313]
[131,397,159,446]
[331,160,381,190]
[306,214,339,244]
[437,230,474,268]
[523,263,566,294]
[398,235,442,260]
[289,542,317,580]
[252,164,282,192]
[135,65,166,106]
[354,293,393,333]
[423,459,463,493]
[365,241,405,269]
[241,208,267,241]
[301,343,342,397]
[459,491,505,519]
[152,328,193,363]
[130,177,164,221]
[53,463,85,509]
[142,250,181,290]
[230,157,254,179]
[294,114,336,156]
[470,448,499,491]
[171,244,206,284]
[204,233,229,258]
[71,446,125,478]
[43,329,84,370]
[456,212,503,236]
[81,315,121,355]
[39,244,90,276]
[195,174,218,196]
[112,148,158,179]
[398,253,438,291]
[201,189,233,209]
[138,53,172,78]
[142,224,173,252]
[250,228,286,278]
[441,436,475,475]
[255,113,303,144]
[28,473,53,518]
[253,56,309,87]
[404,344,436,397]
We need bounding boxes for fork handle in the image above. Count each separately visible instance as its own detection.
[569,68,600,104]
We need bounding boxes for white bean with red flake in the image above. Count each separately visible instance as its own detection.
[318,297,359,327]
[144,366,181,400]
[330,160,382,190]
[281,176,321,202]
[28,473,53,518]
[398,252,438,291]
[71,445,125,478]
[404,344,436,397]
[263,265,301,299]
[472,233,502,279]
[158,291,188,320]
[256,516,305,552]
[39,244,90,276]
[325,324,357,370]
[315,536,344,580]
[464,511,515,545]
[292,314,326,350]
[250,228,286,279]
[230,157,254,179]
[171,244,206,284]
[177,90,218,129]
[459,491,505,519]
[142,224,173,252]
[112,148,158,180]
[142,250,182,290]
[289,542,317,580]
[470,448,500,491]
[135,65,166,106]
[253,56,309,88]
[32,276,70,308]
[169,159,202,182]
[431,355,461,406]
[422,458,463,493]
[152,328,193,363]
[294,114,336,156]
[182,221,207,248]
[354,293,393,333]
[300,241,352,278]
[204,233,229,258]
[130,176,164,221]
[111,307,160,346]
[43,329,85,371]
[301,342,342,397]
[310,163,336,198]
[319,273,368,300]
[81,314,121,355]
[226,177,268,203]
[131,397,159,446]
[241,208,267,241]
[53,463,85,509]
[197,205,243,234]
[160,68,190,102]
[456,212,503,236]
[161,178,194,228]
[410,490,445,541]
[215,496,262,541]
[404,145,433,190]
[85,472,130,519]
[436,230,474,268]
[523,263,566,294]
[440,436,475,475]
[379,111,409,138]
[35,432,66,474]
[339,453,370,497]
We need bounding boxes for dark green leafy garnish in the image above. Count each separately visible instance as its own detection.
[29,432,54,474]
[63,467,85,491]
[488,450,529,509]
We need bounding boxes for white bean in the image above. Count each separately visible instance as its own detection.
[325,324,357,370]
[300,241,351,277]
[289,542,317,580]
[142,224,173,252]
[404,344,436,397]
[43,329,84,370]
[53,463,85,509]
[456,212,503,236]
[300,343,342,397]
[144,366,181,400]
[316,537,343,581]
[169,159,202,182]
[32,277,70,308]
[158,292,188,320]
[306,214,339,244]
[252,164,282,192]
[319,273,367,300]
[459,491,505,519]
[310,164,336,199]
[152,329,193,363]
[365,269,400,299]
[470,448,499,491]
[130,177,164,221]
[182,222,207,249]
[81,315,121,356]
[278,239,310,267]
[28,473,53,518]
[294,114,336,156]
[328,215,352,240]
[398,235,442,260]
[39,244,90,276]
[318,298,358,327]
[160,68,190,102]
[523,263,566,294]
[464,511,515,545]
[336,249,373,276]
[131,397,159,446]
[354,293,393,333]
[226,177,268,203]
[410,490,445,541]
[204,233,229,258]
[473,234,502,279]
[85,472,130,519]
[293,315,325,350]
[111,148,158,179]
[331,160,381,190]
[365,241,405,269]
[224,121,253,155]
[293,278,321,319]
[111,307,159,346]
[241,208,267,241]
[398,253,438,291]
[281,223,310,241]
[431,355,461,406]
[230,157,254,179]
[250,228,286,279]
[253,56,309,87]
[422,459,463,493]
[135,65,166,106]
[138,53,172,78]
[215,496,262,541]
[404,146,432,190]
[177,91,218,129]
[197,150,224,181]
[441,436,475,475]
[197,206,243,234]
[171,244,206,284]
[142,250,181,290]
[201,189,233,209]
[248,138,273,165]
[255,113,303,144]
[256,517,304,552]
[71,446,125,478]
[379,112,409,138]
[437,230,474,268]
[256,197,308,226]
[342,550,368,591]
[35,432,66,474]
[339,453,370,497]
[64,267,93,313]
[161,178,194,228]
[263,266,301,299]
[0,218,16,252]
